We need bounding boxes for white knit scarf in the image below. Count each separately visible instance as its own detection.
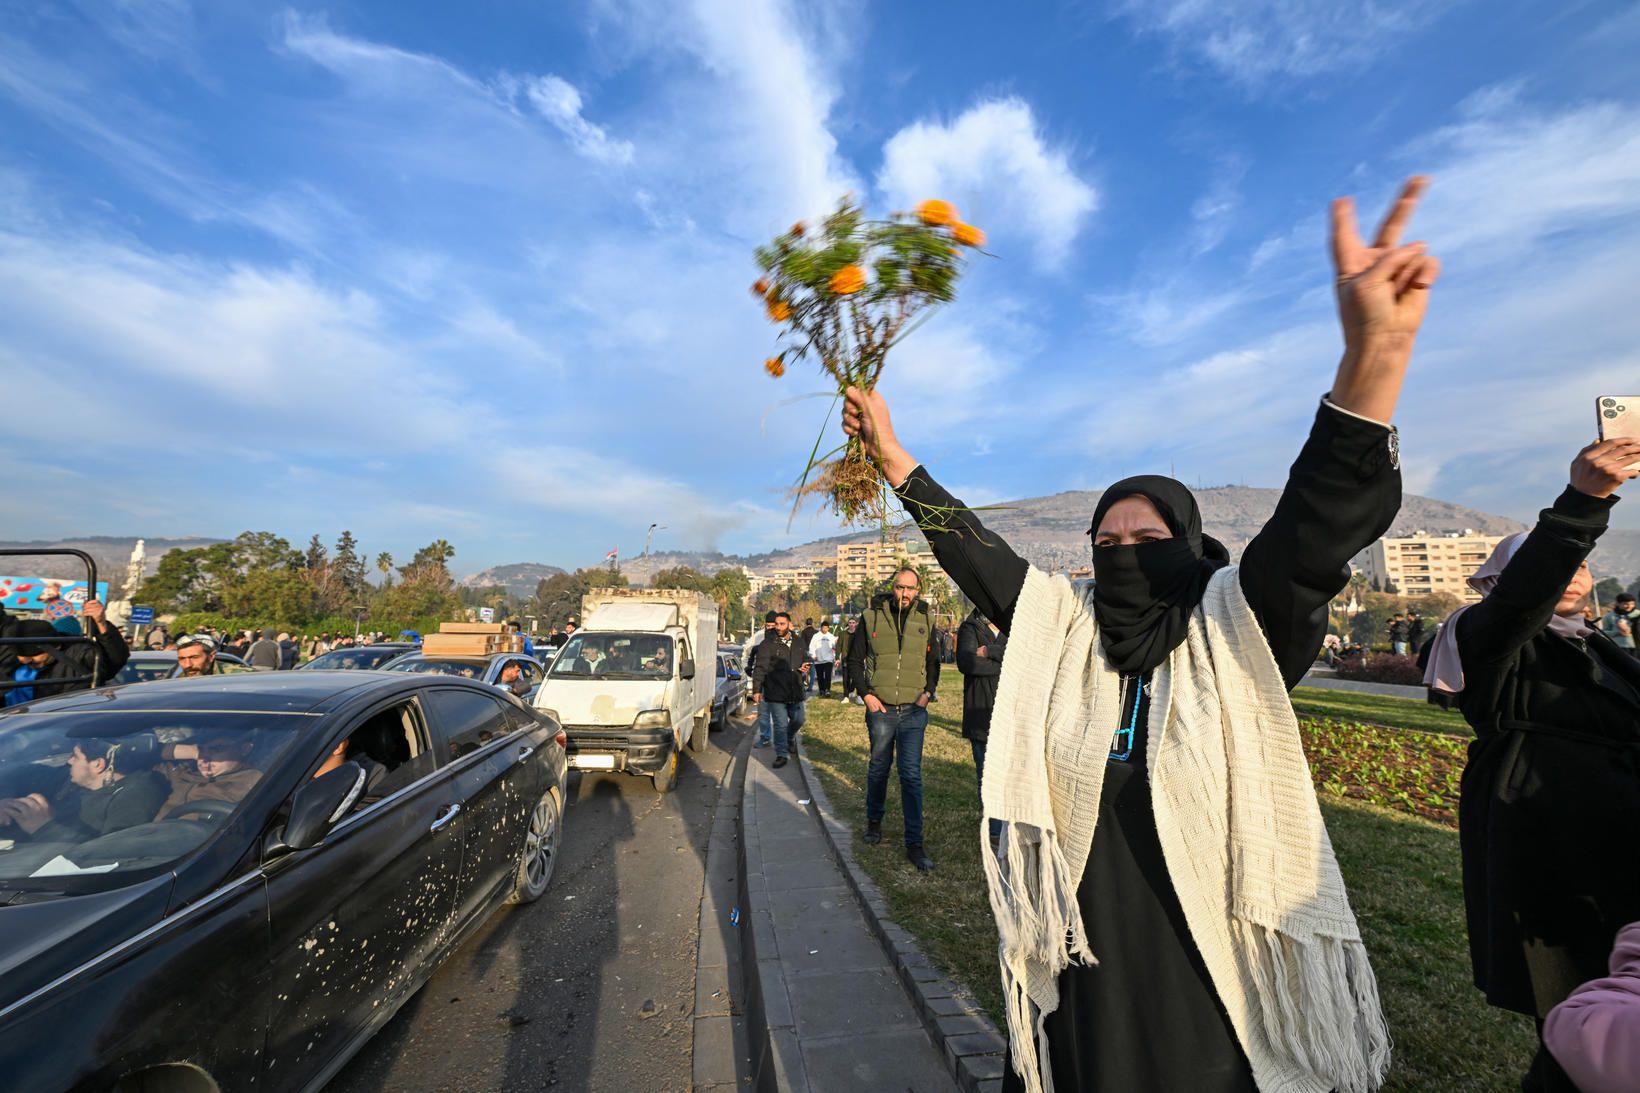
[982,566,1390,1093]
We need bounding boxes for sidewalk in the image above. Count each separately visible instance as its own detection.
[740,746,959,1093]
[1299,671,1427,700]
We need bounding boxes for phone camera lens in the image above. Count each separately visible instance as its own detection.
[1604,398,1619,407]
[1606,410,1619,419]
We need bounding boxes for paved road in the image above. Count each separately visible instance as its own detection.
[329,709,752,1093]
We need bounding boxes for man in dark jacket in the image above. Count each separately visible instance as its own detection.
[956,607,1006,842]
[798,619,817,692]
[859,567,941,871]
[1387,612,1410,655]
[2,601,130,707]
[751,612,809,769]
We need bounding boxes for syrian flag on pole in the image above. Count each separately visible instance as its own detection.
[605,548,618,560]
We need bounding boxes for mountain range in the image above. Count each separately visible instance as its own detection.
[15,486,1640,600]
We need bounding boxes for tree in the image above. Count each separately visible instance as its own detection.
[400,539,456,584]
[304,534,328,571]
[580,566,628,590]
[1595,576,1625,610]
[532,572,587,628]
[651,565,711,591]
[376,551,395,589]
[333,530,367,595]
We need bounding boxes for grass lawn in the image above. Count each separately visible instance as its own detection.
[797,667,1535,1091]
[1291,685,1473,737]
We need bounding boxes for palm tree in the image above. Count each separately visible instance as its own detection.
[376,551,394,588]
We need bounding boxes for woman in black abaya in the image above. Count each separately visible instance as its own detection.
[842,178,1441,1092]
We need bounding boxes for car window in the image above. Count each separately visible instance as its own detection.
[422,688,513,761]
[515,659,541,684]
[0,709,308,894]
[329,699,438,801]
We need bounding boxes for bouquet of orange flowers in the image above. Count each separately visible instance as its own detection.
[754,196,985,524]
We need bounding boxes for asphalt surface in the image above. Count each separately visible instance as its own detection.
[329,707,753,1093]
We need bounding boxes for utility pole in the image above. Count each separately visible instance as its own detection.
[644,523,666,558]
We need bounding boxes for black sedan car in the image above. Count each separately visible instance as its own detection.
[0,671,568,1092]
[297,643,417,671]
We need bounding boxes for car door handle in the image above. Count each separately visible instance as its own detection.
[429,803,461,833]
[516,745,535,764]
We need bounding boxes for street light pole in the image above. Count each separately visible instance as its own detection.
[644,523,666,558]
[352,604,367,641]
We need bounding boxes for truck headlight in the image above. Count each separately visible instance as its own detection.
[633,709,671,731]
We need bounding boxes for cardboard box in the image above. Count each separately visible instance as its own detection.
[439,623,505,635]
[422,633,492,656]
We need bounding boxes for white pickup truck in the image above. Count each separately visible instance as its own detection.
[532,589,719,792]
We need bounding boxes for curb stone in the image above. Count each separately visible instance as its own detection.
[792,738,1009,1093]
[692,727,756,1090]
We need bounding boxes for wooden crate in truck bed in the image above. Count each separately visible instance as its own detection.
[421,633,494,656]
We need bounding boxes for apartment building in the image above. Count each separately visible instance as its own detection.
[1358,531,1506,602]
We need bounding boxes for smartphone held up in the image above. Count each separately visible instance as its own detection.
[1599,396,1640,471]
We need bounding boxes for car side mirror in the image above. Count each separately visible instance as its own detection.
[283,762,366,851]
[679,658,695,680]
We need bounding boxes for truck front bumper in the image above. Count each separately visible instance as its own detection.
[563,724,673,774]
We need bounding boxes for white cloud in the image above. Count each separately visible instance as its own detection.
[522,75,634,165]
[1111,0,1456,86]
[876,98,1097,269]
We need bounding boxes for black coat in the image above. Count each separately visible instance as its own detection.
[1456,486,1640,1017]
[955,610,1005,741]
[752,631,809,704]
[3,622,131,700]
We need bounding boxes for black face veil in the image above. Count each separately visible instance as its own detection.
[1086,475,1231,676]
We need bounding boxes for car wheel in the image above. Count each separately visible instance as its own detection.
[651,746,677,793]
[689,710,708,752]
[510,788,562,904]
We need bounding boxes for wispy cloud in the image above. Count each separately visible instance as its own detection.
[1110,0,1458,86]
[517,75,634,165]
[876,98,1097,269]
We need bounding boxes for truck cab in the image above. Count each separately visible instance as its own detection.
[533,592,717,792]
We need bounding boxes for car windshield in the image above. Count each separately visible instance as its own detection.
[0,709,308,893]
[304,646,409,670]
[111,656,176,685]
[386,657,486,679]
[548,633,675,680]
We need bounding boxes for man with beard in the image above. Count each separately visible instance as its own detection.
[174,634,222,677]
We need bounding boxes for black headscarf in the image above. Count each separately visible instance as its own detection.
[1086,475,1230,676]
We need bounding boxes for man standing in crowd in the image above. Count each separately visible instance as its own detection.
[956,606,1006,844]
[840,616,867,704]
[2,599,129,707]
[245,629,281,671]
[545,626,565,649]
[277,632,299,670]
[1407,610,1425,655]
[859,567,940,872]
[808,620,837,697]
[745,611,777,746]
[1603,594,1640,657]
[1387,611,1410,656]
[799,618,817,692]
[751,611,809,770]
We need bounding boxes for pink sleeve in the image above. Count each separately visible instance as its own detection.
[1545,922,1640,1093]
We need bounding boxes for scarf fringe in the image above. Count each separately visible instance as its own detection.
[1236,918,1392,1093]
[983,818,1094,1093]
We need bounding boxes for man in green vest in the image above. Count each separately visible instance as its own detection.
[860,567,941,871]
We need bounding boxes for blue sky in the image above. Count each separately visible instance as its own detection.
[3,1,1639,576]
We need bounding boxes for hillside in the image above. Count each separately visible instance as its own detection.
[459,562,568,600]
[0,536,225,596]
[616,487,1544,583]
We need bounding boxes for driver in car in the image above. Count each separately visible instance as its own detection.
[155,733,263,819]
[496,661,531,697]
[0,738,170,840]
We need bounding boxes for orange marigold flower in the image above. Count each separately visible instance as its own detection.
[917,199,957,227]
[765,357,785,378]
[952,223,986,248]
[752,278,769,296]
[766,298,792,322]
[828,265,866,295]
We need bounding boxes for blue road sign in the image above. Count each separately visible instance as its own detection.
[129,606,155,625]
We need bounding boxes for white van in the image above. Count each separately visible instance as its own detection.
[532,589,718,793]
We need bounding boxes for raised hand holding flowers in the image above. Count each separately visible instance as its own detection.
[753,195,984,524]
